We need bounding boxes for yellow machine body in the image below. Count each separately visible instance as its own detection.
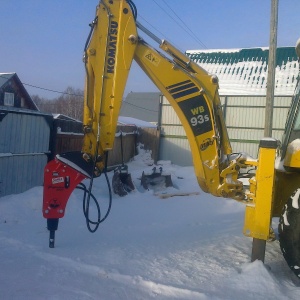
[77,0,300,244]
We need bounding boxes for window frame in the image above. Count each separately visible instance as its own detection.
[4,92,15,106]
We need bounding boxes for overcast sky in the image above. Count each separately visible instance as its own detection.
[1,0,299,99]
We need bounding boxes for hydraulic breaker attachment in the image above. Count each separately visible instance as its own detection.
[47,218,59,248]
[43,151,94,247]
[141,167,173,190]
[112,165,135,197]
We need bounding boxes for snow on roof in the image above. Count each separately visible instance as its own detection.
[118,116,157,128]
[53,114,81,122]
[187,48,243,54]
[186,47,299,96]
[0,72,39,110]
[0,72,15,88]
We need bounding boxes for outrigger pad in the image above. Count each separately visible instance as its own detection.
[112,166,135,197]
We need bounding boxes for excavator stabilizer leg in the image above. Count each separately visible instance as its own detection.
[243,138,278,262]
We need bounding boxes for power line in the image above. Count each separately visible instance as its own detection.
[122,100,158,113]
[151,0,207,49]
[138,14,190,52]
[23,82,84,98]
[0,74,83,98]
[160,0,208,49]
[1,74,157,113]
[138,15,168,41]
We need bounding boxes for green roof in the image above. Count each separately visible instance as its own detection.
[186,47,299,95]
[188,47,297,67]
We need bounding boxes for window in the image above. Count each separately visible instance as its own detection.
[4,92,14,106]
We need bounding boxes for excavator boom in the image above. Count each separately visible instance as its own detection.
[81,0,242,198]
[42,0,279,267]
[43,0,246,243]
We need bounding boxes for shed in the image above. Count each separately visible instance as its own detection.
[0,73,50,197]
[0,107,52,197]
[0,73,38,110]
[159,46,299,165]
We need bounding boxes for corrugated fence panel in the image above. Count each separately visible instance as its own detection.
[273,96,292,130]
[273,108,290,128]
[231,142,259,158]
[159,95,292,164]
[226,96,266,106]
[162,125,186,136]
[228,128,264,141]
[162,105,182,125]
[272,129,284,141]
[0,154,48,196]
[0,108,52,197]
[226,107,266,128]
[0,111,51,154]
[159,137,192,166]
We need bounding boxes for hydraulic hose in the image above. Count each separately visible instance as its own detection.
[76,152,112,233]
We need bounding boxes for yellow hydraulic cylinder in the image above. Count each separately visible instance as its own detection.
[243,138,278,240]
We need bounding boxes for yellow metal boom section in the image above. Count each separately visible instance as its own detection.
[77,0,283,243]
[83,0,137,169]
[134,41,229,196]
[82,0,246,198]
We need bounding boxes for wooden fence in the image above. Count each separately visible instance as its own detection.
[0,109,159,197]
[53,123,160,167]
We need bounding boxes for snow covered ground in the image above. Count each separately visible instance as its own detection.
[1,149,300,300]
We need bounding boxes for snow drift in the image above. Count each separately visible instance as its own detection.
[0,149,300,299]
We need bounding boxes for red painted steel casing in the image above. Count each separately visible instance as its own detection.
[43,158,88,219]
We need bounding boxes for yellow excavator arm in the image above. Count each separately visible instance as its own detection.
[43,0,279,264]
[43,0,300,280]
[82,0,138,167]
[82,0,243,199]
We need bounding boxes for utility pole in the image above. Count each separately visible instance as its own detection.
[264,0,279,137]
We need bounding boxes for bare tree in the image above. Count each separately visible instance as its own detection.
[31,87,84,121]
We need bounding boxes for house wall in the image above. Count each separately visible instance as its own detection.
[0,80,28,109]
[0,74,37,110]
[159,95,292,166]
[0,108,52,197]
[0,83,18,107]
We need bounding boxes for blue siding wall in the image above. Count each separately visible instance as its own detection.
[0,108,52,197]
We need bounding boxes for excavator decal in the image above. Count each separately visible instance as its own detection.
[144,50,160,66]
[166,80,199,99]
[177,95,212,136]
[107,20,118,73]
